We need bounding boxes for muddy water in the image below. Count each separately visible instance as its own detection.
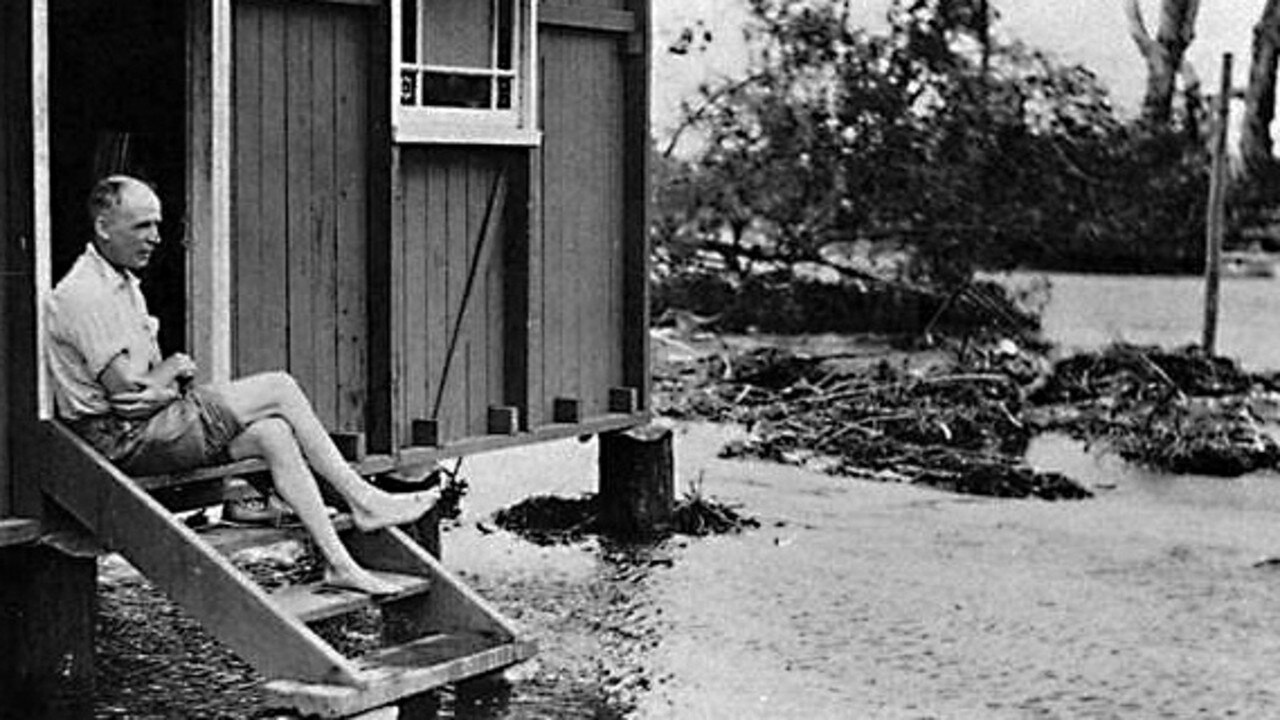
[417,273,1280,719]
[1025,271,1280,512]
[1025,271,1280,371]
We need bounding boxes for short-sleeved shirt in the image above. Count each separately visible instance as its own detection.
[44,243,244,473]
[45,243,162,420]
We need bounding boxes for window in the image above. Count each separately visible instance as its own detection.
[393,0,539,145]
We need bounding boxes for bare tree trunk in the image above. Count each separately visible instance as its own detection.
[1240,0,1280,176]
[1125,0,1202,126]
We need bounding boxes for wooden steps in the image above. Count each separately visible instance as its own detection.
[35,421,535,718]
[265,632,538,718]
[198,513,353,555]
[137,454,399,513]
[134,454,398,492]
[270,571,431,624]
[196,519,433,624]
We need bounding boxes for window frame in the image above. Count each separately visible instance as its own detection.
[391,0,541,146]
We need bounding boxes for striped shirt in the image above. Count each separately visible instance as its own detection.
[45,243,162,419]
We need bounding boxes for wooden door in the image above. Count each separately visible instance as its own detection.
[232,0,374,433]
[2,0,37,515]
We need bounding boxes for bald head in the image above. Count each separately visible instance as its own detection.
[87,175,156,224]
[89,175,163,271]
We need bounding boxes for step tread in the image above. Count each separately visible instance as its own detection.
[270,570,431,624]
[360,630,526,670]
[149,476,264,514]
[196,513,355,556]
[262,631,536,718]
[134,453,397,492]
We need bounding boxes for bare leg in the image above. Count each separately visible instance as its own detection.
[228,418,399,595]
[214,372,437,531]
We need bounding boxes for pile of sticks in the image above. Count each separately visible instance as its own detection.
[660,344,1092,500]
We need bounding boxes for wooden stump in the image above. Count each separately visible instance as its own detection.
[598,424,675,538]
[0,545,96,719]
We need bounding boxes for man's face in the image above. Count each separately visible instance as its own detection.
[96,182,162,271]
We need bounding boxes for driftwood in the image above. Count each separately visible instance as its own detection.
[658,342,1092,500]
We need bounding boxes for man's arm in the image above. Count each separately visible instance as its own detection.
[102,352,197,419]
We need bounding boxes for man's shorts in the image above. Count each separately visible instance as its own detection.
[68,385,245,476]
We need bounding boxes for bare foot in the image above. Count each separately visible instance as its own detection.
[323,566,401,596]
[350,487,440,531]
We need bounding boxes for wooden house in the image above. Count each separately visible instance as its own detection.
[0,0,652,716]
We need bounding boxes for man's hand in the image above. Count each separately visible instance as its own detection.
[158,353,198,384]
[110,383,180,419]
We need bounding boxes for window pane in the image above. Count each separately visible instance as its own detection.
[497,77,512,109]
[497,0,513,70]
[424,0,492,68]
[401,0,418,63]
[424,72,491,109]
[400,69,419,106]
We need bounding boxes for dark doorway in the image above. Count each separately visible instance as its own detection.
[49,0,187,354]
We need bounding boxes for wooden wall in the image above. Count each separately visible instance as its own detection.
[232,0,373,433]
[393,148,520,445]
[538,2,629,419]
[1,0,34,517]
[385,0,648,451]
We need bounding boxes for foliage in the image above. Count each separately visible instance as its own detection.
[655,0,1212,311]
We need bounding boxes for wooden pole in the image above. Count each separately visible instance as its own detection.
[599,424,675,538]
[1203,53,1232,355]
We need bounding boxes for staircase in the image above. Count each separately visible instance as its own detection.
[33,421,535,719]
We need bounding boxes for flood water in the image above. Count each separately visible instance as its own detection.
[1028,271,1280,371]
[1020,272,1280,514]
[407,271,1280,719]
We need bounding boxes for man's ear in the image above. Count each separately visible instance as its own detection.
[93,213,110,240]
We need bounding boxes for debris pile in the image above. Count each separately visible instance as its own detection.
[493,494,599,545]
[658,337,1280,485]
[1026,344,1280,476]
[658,341,1093,500]
[671,475,761,536]
[492,485,759,545]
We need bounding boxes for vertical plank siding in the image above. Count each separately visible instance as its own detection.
[394,148,517,445]
[233,0,371,432]
[538,15,628,420]
[0,0,33,515]
[0,0,15,513]
[225,0,645,450]
[620,0,652,408]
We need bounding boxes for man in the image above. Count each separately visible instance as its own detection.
[46,175,436,596]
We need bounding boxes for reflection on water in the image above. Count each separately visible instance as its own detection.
[1017,271,1280,511]
[1027,432,1280,513]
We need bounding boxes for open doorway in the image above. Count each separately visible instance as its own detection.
[49,0,187,355]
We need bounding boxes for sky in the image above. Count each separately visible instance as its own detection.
[652,0,1266,139]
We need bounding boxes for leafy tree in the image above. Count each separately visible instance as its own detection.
[656,0,1206,298]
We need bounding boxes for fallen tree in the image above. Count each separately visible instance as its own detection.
[657,337,1280,493]
[657,339,1093,500]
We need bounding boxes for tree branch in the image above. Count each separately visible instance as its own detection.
[1124,0,1160,58]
